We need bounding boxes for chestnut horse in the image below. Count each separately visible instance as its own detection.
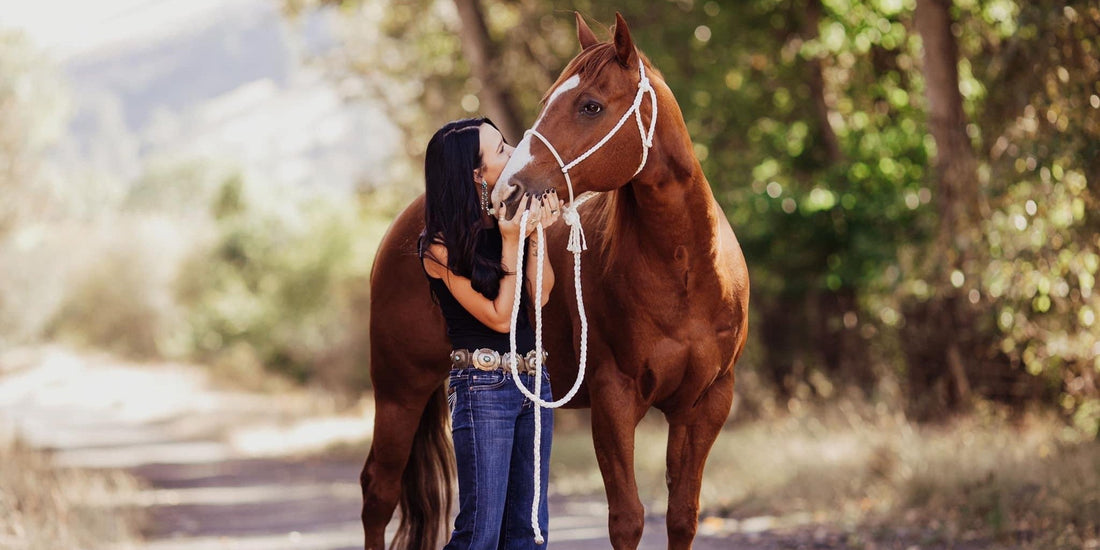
[360,12,749,550]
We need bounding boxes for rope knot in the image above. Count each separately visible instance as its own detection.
[562,204,581,227]
[562,205,587,253]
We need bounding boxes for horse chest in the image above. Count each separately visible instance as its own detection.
[587,253,723,327]
[589,284,731,366]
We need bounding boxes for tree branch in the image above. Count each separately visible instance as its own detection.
[452,0,525,143]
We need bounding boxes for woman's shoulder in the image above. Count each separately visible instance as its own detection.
[422,241,449,279]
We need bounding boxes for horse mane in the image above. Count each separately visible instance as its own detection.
[590,184,636,276]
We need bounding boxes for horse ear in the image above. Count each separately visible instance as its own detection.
[575,12,598,50]
[613,12,637,68]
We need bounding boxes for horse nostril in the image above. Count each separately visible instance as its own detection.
[491,182,524,208]
[506,186,522,203]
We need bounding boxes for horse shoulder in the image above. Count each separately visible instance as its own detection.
[709,200,750,367]
[712,199,749,297]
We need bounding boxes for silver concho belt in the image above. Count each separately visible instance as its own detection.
[450,348,547,375]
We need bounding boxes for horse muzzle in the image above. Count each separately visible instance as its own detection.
[491,180,519,208]
[492,180,540,219]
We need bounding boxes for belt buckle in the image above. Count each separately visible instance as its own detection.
[503,352,525,374]
[523,350,547,374]
[450,350,467,368]
[473,348,499,371]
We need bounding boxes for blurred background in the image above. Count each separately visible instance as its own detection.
[0,0,1097,548]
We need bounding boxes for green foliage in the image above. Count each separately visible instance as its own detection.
[966,1,1100,435]
[301,0,1099,428]
[41,155,390,392]
[123,158,230,215]
[174,175,379,388]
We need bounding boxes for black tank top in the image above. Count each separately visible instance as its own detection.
[424,228,536,354]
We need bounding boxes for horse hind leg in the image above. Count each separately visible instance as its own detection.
[663,368,734,550]
[360,382,452,550]
[360,394,419,550]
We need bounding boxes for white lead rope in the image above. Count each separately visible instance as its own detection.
[506,59,658,544]
[507,214,588,545]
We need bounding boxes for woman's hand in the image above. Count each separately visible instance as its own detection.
[498,194,538,242]
[537,190,562,231]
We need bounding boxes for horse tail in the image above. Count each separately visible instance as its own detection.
[392,384,454,550]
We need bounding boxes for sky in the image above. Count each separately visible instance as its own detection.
[0,0,261,62]
[0,0,398,198]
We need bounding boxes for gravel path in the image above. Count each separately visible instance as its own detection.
[0,346,985,549]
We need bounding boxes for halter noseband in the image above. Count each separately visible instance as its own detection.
[524,61,659,252]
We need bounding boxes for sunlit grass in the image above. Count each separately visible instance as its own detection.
[0,437,143,549]
[549,401,1100,547]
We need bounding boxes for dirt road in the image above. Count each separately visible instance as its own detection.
[0,346,952,549]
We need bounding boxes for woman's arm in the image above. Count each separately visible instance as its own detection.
[525,235,554,307]
[425,242,522,333]
[423,195,537,333]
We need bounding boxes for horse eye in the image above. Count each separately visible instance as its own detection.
[581,102,603,116]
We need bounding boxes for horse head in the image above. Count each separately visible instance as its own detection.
[491,12,664,216]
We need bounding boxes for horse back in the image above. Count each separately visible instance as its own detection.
[369,195,450,395]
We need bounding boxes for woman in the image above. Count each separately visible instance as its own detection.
[420,117,562,548]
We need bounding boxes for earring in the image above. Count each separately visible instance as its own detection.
[480,179,490,214]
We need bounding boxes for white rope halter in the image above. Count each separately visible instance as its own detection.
[506,59,658,544]
[525,61,658,254]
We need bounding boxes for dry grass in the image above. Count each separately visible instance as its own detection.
[0,438,143,550]
[549,401,1100,548]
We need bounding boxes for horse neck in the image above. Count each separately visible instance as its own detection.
[624,176,715,256]
[609,105,717,261]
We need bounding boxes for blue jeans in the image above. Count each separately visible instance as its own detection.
[444,367,554,550]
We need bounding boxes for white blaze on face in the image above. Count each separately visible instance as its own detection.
[494,75,581,201]
[492,135,533,205]
[534,75,581,128]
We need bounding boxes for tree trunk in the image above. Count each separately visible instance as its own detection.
[908,0,982,418]
[452,0,525,144]
[803,0,843,164]
[916,0,980,253]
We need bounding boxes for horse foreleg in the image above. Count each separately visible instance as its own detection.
[590,371,649,549]
[663,368,734,549]
[360,395,425,550]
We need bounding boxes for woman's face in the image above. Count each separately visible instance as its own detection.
[476,123,514,188]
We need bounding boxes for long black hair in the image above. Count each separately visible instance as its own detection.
[420,117,509,299]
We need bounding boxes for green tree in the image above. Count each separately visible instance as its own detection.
[174,175,373,389]
[965,1,1100,434]
[287,0,1100,430]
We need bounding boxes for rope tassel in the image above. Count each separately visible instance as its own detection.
[563,205,587,253]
